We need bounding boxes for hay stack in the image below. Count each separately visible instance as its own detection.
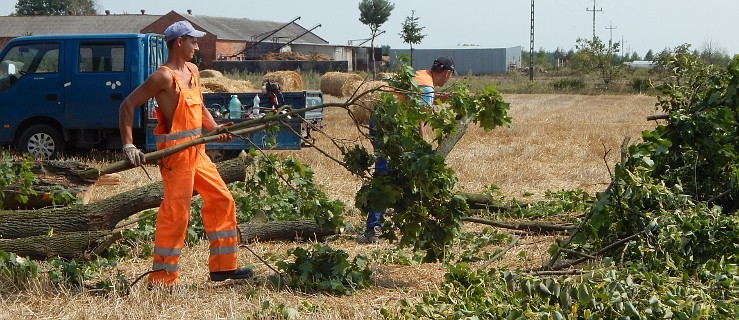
[200,77,255,93]
[200,69,224,78]
[347,80,388,125]
[263,70,303,92]
[262,52,333,61]
[320,72,363,97]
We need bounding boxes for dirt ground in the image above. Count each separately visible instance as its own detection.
[0,93,661,320]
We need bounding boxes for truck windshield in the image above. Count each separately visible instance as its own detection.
[0,42,59,91]
[1,42,59,78]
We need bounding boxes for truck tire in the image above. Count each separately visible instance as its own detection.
[18,124,65,159]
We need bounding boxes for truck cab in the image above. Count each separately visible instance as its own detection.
[0,33,164,158]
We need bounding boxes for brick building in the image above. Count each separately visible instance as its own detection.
[0,10,333,69]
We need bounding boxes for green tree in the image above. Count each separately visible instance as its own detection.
[398,10,425,62]
[573,36,621,87]
[534,47,550,70]
[358,0,394,78]
[65,0,97,15]
[644,49,655,61]
[15,0,97,16]
[629,51,640,61]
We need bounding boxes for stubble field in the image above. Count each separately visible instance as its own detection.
[0,93,660,319]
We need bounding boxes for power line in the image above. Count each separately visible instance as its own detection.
[586,0,602,41]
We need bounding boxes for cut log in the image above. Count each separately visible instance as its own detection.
[0,155,248,239]
[0,155,346,260]
[3,219,342,259]
[3,160,97,210]
[0,231,111,260]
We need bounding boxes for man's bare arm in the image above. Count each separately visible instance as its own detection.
[119,70,169,145]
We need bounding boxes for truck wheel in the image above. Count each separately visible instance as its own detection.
[18,124,65,159]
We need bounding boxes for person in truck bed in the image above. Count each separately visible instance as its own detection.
[118,20,251,287]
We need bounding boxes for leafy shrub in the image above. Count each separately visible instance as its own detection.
[0,152,37,208]
[0,251,39,290]
[188,153,346,243]
[385,262,739,319]
[273,244,372,295]
[630,77,651,93]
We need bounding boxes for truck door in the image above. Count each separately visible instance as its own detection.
[65,39,129,128]
[0,41,64,143]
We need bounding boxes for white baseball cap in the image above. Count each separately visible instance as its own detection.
[164,20,206,41]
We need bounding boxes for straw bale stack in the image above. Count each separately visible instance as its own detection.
[320,72,364,97]
[262,52,333,61]
[263,70,303,92]
[200,69,224,78]
[200,77,255,93]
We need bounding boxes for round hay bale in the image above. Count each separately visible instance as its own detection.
[200,77,255,93]
[346,80,388,125]
[263,70,303,92]
[320,72,363,97]
[200,69,224,78]
[346,79,388,97]
[350,102,374,125]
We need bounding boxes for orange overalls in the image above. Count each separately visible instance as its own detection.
[148,65,239,286]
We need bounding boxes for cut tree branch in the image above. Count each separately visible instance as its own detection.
[462,217,576,233]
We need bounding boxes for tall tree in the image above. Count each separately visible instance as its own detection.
[398,10,425,63]
[15,0,97,16]
[644,49,655,61]
[358,0,394,78]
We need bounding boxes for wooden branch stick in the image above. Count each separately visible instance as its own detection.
[463,217,576,233]
[537,232,641,272]
[480,236,519,270]
[77,103,334,180]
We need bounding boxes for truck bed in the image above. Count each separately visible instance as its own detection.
[143,91,323,152]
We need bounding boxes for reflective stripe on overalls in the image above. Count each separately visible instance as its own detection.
[148,64,239,286]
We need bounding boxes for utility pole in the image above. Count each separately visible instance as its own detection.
[606,21,617,45]
[621,35,625,60]
[605,21,617,63]
[586,0,602,41]
[530,0,534,82]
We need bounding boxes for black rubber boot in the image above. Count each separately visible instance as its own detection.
[209,267,254,282]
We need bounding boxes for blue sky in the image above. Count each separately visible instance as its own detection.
[2,0,738,57]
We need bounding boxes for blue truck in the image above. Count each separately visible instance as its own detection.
[0,33,322,159]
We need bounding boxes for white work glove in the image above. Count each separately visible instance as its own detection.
[123,144,146,166]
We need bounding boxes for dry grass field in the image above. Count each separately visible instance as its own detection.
[0,93,660,320]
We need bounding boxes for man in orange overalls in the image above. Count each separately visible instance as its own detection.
[119,21,252,287]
